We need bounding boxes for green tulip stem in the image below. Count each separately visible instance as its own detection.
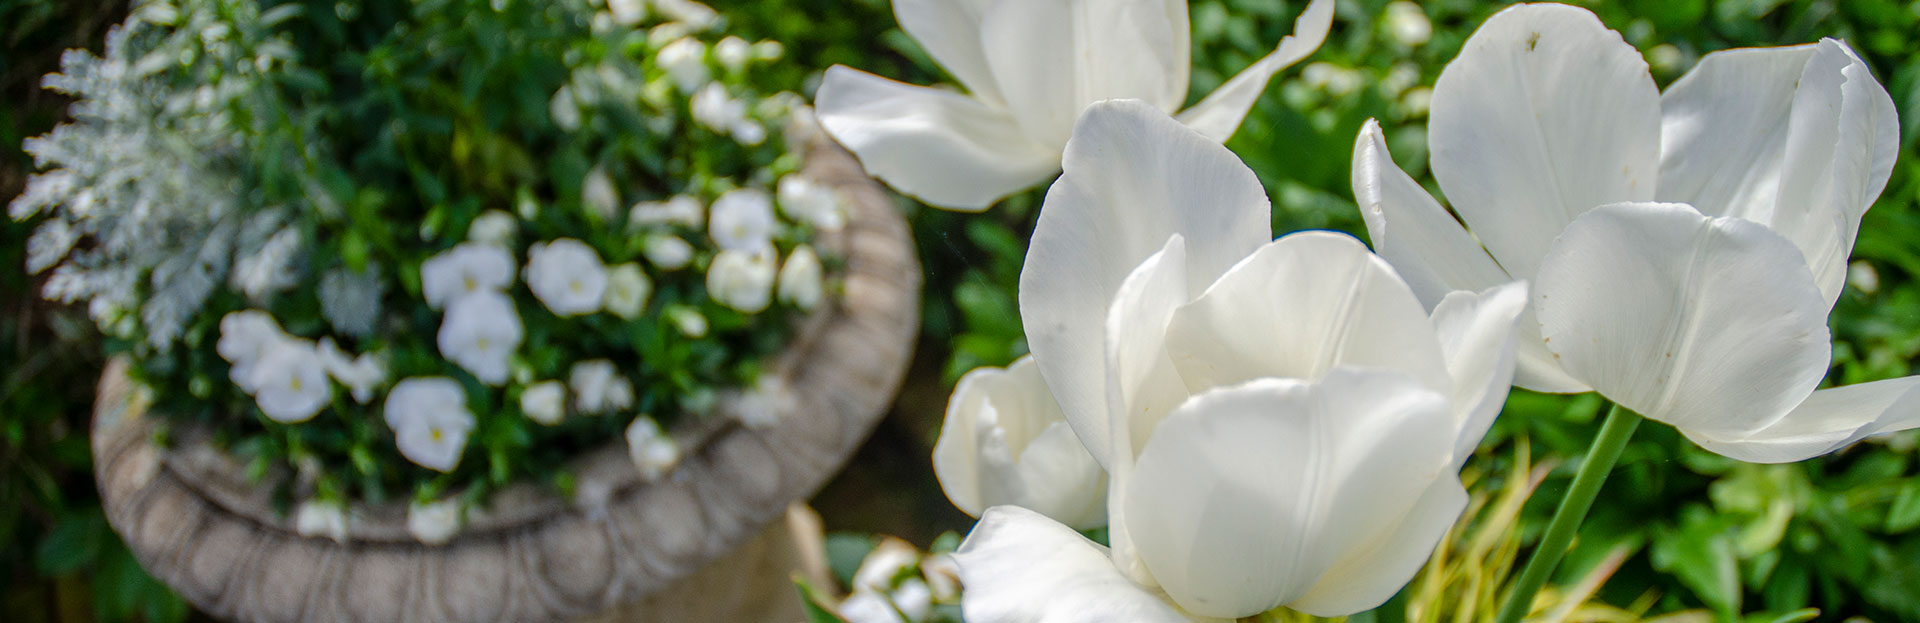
[1494,402,1643,623]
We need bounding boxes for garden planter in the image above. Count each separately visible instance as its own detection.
[90,138,920,623]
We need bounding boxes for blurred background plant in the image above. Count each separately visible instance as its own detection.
[6,0,1920,621]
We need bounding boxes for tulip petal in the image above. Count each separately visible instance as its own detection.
[1510,312,1592,394]
[1176,0,1333,142]
[954,505,1198,623]
[1163,231,1452,400]
[893,0,1006,104]
[978,0,1192,147]
[1123,370,1455,618]
[1535,202,1830,438]
[1099,236,1193,581]
[1289,476,1467,616]
[1686,377,1920,463]
[1428,3,1660,278]
[816,66,1060,211]
[1428,281,1528,463]
[1021,100,1270,469]
[1351,119,1510,308]
[934,356,1107,528]
[1659,39,1899,307]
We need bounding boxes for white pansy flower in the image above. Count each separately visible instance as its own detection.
[468,210,519,246]
[628,194,704,228]
[294,500,349,543]
[608,0,646,25]
[838,591,906,623]
[892,579,934,622]
[604,262,654,319]
[570,359,635,414]
[708,188,775,251]
[934,355,1106,529]
[667,305,709,337]
[420,242,515,310]
[955,101,1525,620]
[715,36,751,72]
[652,0,718,28]
[407,498,463,545]
[1355,3,1910,463]
[625,417,681,481]
[777,174,846,231]
[1383,1,1432,47]
[521,380,568,425]
[656,37,710,93]
[643,234,696,269]
[436,291,524,386]
[815,0,1334,211]
[706,247,776,313]
[383,377,476,473]
[526,238,609,316]
[317,338,387,404]
[249,339,332,423]
[550,84,582,131]
[218,309,291,391]
[582,165,621,222]
[691,82,746,134]
[777,245,825,310]
[732,120,766,146]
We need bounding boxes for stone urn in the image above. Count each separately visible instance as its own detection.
[91,139,920,623]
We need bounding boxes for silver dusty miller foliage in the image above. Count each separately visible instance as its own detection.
[9,1,309,346]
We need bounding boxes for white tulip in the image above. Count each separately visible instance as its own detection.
[249,339,333,423]
[953,101,1526,620]
[1354,3,1911,463]
[933,355,1106,529]
[777,174,847,231]
[625,417,681,481]
[708,188,776,251]
[644,234,696,270]
[604,262,654,319]
[521,380,567,425]
[526,238,609,316]
[217,309,291,391]
[706,247,776,313]
[814,0,1333,211]
[407,498,463,545]
[295,499,350,543]
[383,377,476,473]
[776,245,826,310]
[629,194,704,228]
[468,210,519,246]
[420,242,515,310]
[656,37,710,93]
[715,36,752,73]
[570,359,635,414]
[317,338,387,404]
[436,291,524,386]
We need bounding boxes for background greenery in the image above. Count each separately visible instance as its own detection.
[4,0,1918,621]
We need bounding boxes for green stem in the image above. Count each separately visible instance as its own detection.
[1493,403,1643,623]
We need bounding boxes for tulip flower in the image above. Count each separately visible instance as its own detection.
[952,100,1527,620]
[814,0,1334,211]
[1353,3,1911,463]
[932,355,1107,530]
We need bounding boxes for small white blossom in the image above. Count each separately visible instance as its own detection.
[708,188,775,251]
[420,242,515,310]
[1383,1,1432,47]
[1302,61,1364,96]
[521,380,568,425]
[625,417,681,481]
[644,234,696,269]
[732,121,766,146]
[437,291,524,386]
[751,40,784,62]
[854,538,921,592]
[628,194,704,228]
[249,339,332,423]
[656,37,710,93]
[839,590,906,623]
[407,498,463,546]
[526,239,609,316]
[582,165,621,221]
[777,245,826,310]
[294,500,350,543]
[229,228,302,301]
[777,175,846,231]
[892,579,934,622]
[468,210,519,246]
[383,377,476,473]
[714,36,751,72]
[652,0,719,29]
[667,305,709,337]
[707,247,776,313]
[570,359,634,414]
[692,83,744,133]
[218,310,290,391]
[1849,261,1880,295]
[317,338,387,404]
[604,263,654,319]
[607,0,647,25]
[550,84,582,131]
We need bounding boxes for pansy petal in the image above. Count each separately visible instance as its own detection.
[1687,377,1920,464]
[1123,370,1454,618]
[1428,281,1527,463]
[1535,202,1830,438]
[1176,0,1333,142]
[954,505,1194,623]
[1352,119,1511,308]
[816,66,1060,211]
[978,0,1191,147]
[1428,3,1660,278]
[1163,232,1452,399]
[1020,100,1270,469]
[893,0,1006,103]
[1290,475,1467,616]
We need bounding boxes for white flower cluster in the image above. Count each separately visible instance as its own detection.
[217,311,387,424]
[835,538,961,623]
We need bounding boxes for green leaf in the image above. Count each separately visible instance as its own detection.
[33,512,106,577]
[795,577,849,623]
[1887,478,1920,532]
